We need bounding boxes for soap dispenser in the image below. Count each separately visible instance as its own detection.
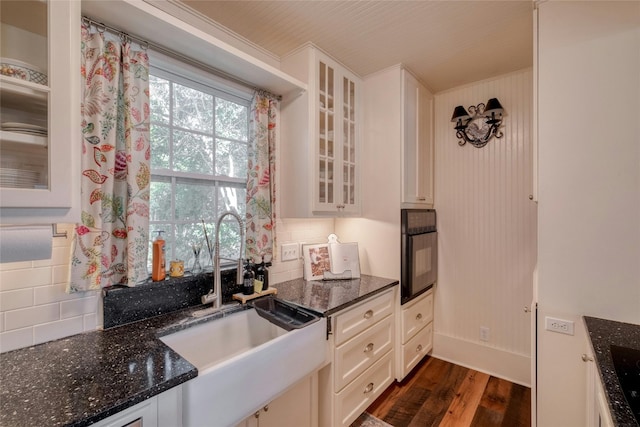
[152,231,166,281]
[242,259,254,295]
[256,256,268,291]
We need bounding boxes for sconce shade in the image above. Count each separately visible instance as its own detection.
[451,97,505,148]
[451,106,470,122]
[484,98,504,115]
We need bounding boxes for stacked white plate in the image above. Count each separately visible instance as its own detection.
[0,167,40,188]
[1,122,47,136]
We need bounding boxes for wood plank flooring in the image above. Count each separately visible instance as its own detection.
[366,356,531,427]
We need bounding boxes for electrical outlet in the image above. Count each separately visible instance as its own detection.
[281,243,299,262]
[545,316,575,335]
[480,326,490,342]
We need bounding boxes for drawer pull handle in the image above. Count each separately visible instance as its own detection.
[364,309,374,319]
[416,344,423,353]
[364,343,374,353]
[364,382,374,394]
[416,313,423,321]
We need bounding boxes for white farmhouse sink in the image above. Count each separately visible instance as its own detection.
[160,307,326,427]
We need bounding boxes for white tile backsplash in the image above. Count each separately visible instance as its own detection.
[0,327,33,353]
[0,288,34,311]
[269,218,335,284]
[0,224,100,353]
[5,303,60,331]
[34,316,85,345]
[0,219,334,352]
[60,295,98,319]
[0,267,52,292]
[84,312,97,331]
[34,283,81,305]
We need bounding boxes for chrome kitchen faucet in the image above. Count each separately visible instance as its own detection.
[198,210,245,314]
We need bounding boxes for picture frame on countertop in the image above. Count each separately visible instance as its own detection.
[303,243,331,281]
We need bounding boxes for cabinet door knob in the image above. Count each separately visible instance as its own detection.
[524,306,531,313]
[364,343,374,353]
[263,405,269,412]
[364,382,374,394]
[529,195,534,200]
[581,354,594,362]
[416,313,423,321]
[364,309,374,319]
[417,344,423,353]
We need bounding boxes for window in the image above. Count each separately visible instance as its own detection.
[148,54,251,272]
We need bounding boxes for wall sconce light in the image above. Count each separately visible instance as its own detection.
[451,98,504,148]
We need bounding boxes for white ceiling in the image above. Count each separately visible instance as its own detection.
[179,0,534,93]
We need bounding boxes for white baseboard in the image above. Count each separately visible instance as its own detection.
[432,332,531,387]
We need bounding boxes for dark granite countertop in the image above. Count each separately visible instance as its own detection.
[273,274,399,316]
[583,316,640,427]
[0,303,249,427]
[0,275,396,427]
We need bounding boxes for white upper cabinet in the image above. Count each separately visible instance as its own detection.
[401,69,434,207]
[0,0,80,223]
[281,44,361,217]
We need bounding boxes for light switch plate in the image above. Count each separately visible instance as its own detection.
[281,243,298,261]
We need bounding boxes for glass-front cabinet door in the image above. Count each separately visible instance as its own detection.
[317,61,335,207]
[0,1,79,220]
[341,75,357,210]
[313,53,360,215]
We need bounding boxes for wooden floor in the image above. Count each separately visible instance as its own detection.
[366,356,531,427]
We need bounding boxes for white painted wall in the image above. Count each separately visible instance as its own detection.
[432,69,536,386]
[536,2,640,425]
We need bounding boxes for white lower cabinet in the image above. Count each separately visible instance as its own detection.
[91,386,182,427]
[235,374,318,427]
[319,288,396,427]
[586,354,614,427]
[396,289,433,381]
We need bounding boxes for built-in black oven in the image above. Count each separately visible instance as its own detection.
[401,209,437,304]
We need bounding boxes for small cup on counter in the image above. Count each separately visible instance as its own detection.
[169,260,184,278]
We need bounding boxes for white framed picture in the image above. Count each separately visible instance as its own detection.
[303,243,331,281]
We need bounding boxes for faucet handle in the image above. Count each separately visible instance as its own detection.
[201,292,217,305]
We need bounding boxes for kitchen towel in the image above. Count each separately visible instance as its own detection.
[0,225,52,263]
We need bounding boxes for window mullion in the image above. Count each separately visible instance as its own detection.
[170,175,177,262]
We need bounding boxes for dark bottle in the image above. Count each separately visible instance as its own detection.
[256,256,268,291]
[243,259,254,295]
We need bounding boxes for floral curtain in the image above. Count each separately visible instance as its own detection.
[69,22,151,292]
[245,91,278,262]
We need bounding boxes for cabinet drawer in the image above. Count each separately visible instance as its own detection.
[334,315,393,392]
[334,350,394,427]
[334,289,394,346]
[401,291,433,344]
[400,322,432,379]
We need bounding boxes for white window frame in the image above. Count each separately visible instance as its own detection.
[148,51,253,272]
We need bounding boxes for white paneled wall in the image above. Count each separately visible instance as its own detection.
[0,224,99,353]
[433,69,536,385]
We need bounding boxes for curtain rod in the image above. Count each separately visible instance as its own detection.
[81,16,282,101]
